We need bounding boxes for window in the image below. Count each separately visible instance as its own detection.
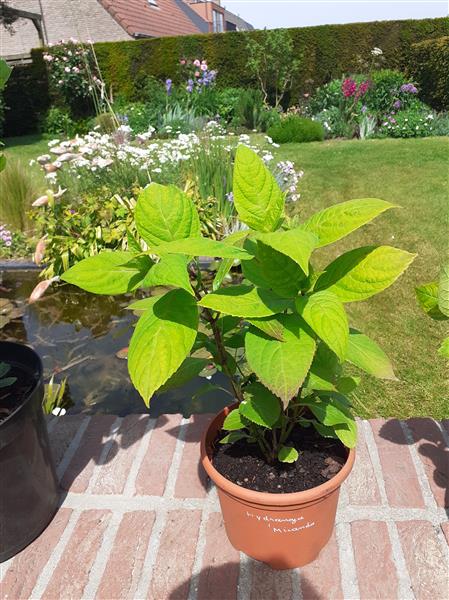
[147,0,158,6]
[212,9,224,33]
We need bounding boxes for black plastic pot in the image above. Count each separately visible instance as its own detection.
[0,342,59,562]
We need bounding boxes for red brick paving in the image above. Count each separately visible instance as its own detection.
[370,419,426,508]
[1,416,447,599]
[351,521,399,599]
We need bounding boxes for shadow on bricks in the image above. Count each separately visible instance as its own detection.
[167,561,323,600]
[379,418,449,514]
[59,413,169,492]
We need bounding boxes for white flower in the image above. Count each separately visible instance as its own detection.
[371,47,383,56]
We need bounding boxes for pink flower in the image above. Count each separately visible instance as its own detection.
[194,71,200,77]
[342,78,357,98]
[180,59,186,65]
[193,59,201,67]
[200,64,207,71]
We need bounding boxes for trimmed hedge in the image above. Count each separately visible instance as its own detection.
[409,36,449,112]
[4,17,449,135]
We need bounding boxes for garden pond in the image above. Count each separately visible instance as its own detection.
[0,268,232,417]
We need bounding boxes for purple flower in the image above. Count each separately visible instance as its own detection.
[361,105,367,113]
[393,99,402,109]
[225,192,234,203]
[400,83,418,94]
[186,79,194,93]
[165,78,172,95]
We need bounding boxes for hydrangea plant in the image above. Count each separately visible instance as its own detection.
[62,146,415,463]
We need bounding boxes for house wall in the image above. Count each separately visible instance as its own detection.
[0,0,131,59]
[186,1,225,33]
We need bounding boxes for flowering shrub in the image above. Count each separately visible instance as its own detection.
[43,39,99,101]
[378,108,437,138]
[179,58,217,94]
[31,124,303,274]
[0,225,31,259]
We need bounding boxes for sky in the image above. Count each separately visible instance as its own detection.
[222,1,448,29]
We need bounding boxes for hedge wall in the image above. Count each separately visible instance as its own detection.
[409,36,449,112]
[3,16,449,136]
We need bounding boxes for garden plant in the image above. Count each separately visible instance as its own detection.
[61,145,415,567]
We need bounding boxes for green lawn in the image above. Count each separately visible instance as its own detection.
[276,137,448,419]
[3,135,448,418]
[4,134,50,165]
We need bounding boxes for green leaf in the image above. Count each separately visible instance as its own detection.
[126,297,159,313]
[233,145,284,232]
[278,446,299,463]
[255,228,318,275]
[215,316,242,335]
[301,396,352,427]
[242,239,305,299]
[220,431,248,444]
[334,420,357,448]
[347,329,396,380]
[296,291,349,360]
[315,246,415,302]
[198,285,290,318]
[416,282,448,320]
[213,231,249,292]
[128,289,198,405]
[135,183,200,246]
[438,337,449,358]
[336,376,360,395]
[151,237,252,261]
[313,421,339,439]
[223,409,246,431]
[0,377,17,388]
[143,254,193,295]
[240,382,281,428]
[246,317,284,341]
[305,343,341,392]
[0,362,11,378]
[0,59,12,90]
[159,357,209,392]
[301,198,395,247]
[61,251,152,295]
[245,314,316,408]
[0,153,6,173]
[438,263,449,317]
[126,230,142,253]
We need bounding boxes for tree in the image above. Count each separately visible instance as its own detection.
[246,29,301,109]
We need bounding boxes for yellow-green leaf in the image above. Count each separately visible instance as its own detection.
[301,198,395,247]
[245,314,316,407]
[128,289,198,405]
[199,285,290,318]
[255,228,318,275]
[315,246,416,302]
[346,329,396,380]
[135,183,201,246]
[296,291,349,360]
[233,145,284,232]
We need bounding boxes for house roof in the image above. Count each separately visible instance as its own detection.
[98,0,208,38]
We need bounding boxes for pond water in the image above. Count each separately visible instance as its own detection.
[0,269,232,417]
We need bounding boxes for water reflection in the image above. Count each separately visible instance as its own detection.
[0,269,232,417]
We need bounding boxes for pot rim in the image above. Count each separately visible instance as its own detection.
[0,341,43,428]
[201,403,356,507]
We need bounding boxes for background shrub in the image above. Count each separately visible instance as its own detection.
[42,107,76,137]
[409,36,449,112]
[364,69,408,113]
[268,115,324,143]
[4,17,448,136]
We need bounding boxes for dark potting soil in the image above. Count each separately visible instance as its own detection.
[0,363,35,424]
[212,425,347,494]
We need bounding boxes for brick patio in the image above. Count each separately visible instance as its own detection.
[0,415,448,599]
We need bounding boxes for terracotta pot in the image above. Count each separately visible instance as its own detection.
[201,404,355,570]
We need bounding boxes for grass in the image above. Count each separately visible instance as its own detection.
[3,134,448,418]
[3,134,50,166]
[276,137,448,420]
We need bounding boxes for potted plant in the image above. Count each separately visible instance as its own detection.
[62,145,414,568]
[0,342,59,561]
[416,262,449,356]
